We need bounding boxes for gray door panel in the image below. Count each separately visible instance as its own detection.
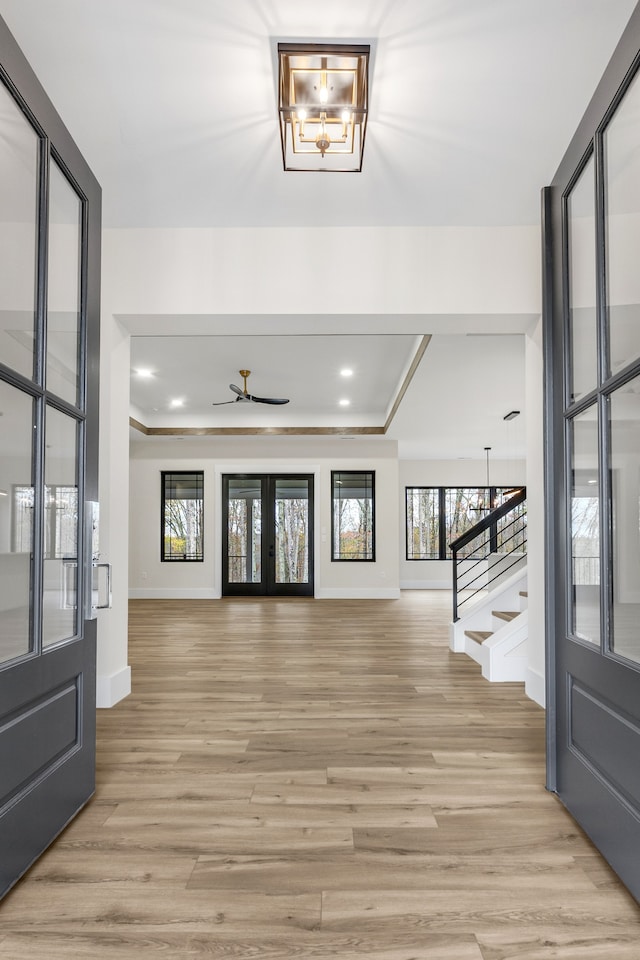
[545,5,640,901]
[0,13,101,898]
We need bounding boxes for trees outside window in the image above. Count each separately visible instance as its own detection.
[332,471,375,561]
[406,486,524,559]
[161,472,204,561]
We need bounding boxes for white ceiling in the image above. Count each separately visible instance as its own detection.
[130,333,422,428]
[0,0,635,230]
[0,0,636,458]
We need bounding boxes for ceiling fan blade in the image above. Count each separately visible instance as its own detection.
[247,394,290,405]
[227,378,288,404]
[211,399,237,406]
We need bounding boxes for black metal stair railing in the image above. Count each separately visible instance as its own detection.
[450,488,527,622]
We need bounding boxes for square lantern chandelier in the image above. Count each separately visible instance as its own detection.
[277,42,370,172]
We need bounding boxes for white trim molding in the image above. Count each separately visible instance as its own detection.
[315,587,401,600]
[400,580,451,590]
[129,587,219,600]
[525,666,545,708]
[97,666,131,708]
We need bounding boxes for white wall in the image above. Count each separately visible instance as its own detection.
[103,225,541,319]
[525,319,546,707]
[128,436,400,600]
[95,314,131,707]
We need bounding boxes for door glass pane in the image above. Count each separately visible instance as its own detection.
[604,69,640,376]
[0,380,34,664]
[610,378,640,664]
[567,156,598,401]
[275,478,309,584]
[569,407,600,645]
[47,160,82,405]
[227,478,261,583]
[0,82,39,380]
[42,406,79,647]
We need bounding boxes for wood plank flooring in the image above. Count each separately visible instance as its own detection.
[1,590,639,958]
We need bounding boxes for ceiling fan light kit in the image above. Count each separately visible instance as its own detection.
[212,370,290,407]
[277,42,369,173]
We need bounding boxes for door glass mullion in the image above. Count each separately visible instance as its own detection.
[599,391,613,658]
[34,137,49,390]
[594,128,609,390]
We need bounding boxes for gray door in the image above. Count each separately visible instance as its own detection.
[0,17,101,897]
[545,6,640,899]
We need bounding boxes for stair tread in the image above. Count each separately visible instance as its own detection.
[492,610,519,622]
[464,630,493,643]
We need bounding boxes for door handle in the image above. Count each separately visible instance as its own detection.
[62,559,78,609]
[93,562,113,610]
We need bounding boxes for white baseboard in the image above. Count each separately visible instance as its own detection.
[525,666,545,708]
[315,587,401,600]
[129,587,219,600]
[97,666,131,708]
[400,580,451,590]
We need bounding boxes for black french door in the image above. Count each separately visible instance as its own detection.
[0,17,101,896]
[545,4,640,899]
[222,474,314,596]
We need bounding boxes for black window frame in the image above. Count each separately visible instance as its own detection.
[405,486,521,560]
[331,470,376,562]
[161,470,204,562]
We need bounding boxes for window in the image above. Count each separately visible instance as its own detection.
[406,487,439,559]
[161,471,204,561]
[406,486,522,559]
[332,470,375,561]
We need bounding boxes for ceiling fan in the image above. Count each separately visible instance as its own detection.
[212,369,290,406]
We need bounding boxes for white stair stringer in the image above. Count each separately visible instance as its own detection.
[480,608,528,682]
[449,566,528,683]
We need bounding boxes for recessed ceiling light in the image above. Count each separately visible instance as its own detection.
[340,368,353,377]
[135,368,153,378]
[170,398,184,408]
[339,398,350,407]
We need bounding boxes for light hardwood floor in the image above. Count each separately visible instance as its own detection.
[1,591,639,958]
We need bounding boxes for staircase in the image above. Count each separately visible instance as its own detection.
[449,576,528,682]
[448,489,528,683]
